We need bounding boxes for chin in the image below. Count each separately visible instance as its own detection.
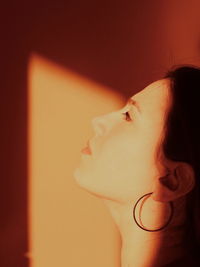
[73,168,84,185]
[73,170,121,204]
[73,168,103,198]
[73,168,90,187]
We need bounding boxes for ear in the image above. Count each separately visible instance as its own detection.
[152,162,195,202]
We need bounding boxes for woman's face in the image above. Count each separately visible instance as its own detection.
[73,79,172,203]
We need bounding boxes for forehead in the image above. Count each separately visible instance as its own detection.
[132,78,172,116]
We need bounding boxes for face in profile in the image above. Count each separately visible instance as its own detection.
[73,79,173,203]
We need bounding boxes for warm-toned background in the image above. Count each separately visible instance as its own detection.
[1,1,200,267]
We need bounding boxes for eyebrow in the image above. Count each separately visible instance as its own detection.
[127,98,141,113]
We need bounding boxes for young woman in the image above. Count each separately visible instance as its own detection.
[73,65,200,266]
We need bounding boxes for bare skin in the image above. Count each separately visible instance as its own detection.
[74,79,195,267]
[103,191,188,267]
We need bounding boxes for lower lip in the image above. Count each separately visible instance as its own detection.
[81,146,92,155]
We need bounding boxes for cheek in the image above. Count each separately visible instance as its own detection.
[75,127,158,201]
[74,139,155,203]
[94,134,153,183]
[99,131,153,166]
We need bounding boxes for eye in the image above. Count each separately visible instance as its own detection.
[122,111,132,122]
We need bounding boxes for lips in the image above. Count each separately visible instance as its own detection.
[81,140,92,155]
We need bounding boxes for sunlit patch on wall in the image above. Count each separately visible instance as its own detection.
[27,53,123,267]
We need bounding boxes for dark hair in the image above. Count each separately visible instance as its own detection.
[162,65,200,259]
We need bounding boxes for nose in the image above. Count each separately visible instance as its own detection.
[91,115,107,136]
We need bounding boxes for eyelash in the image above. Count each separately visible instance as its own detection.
[122,111,132,122]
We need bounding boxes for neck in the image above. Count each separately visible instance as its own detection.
[103,195,188,267]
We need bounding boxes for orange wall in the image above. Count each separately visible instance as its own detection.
[2,1,200,266]
[28,54,123,267]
